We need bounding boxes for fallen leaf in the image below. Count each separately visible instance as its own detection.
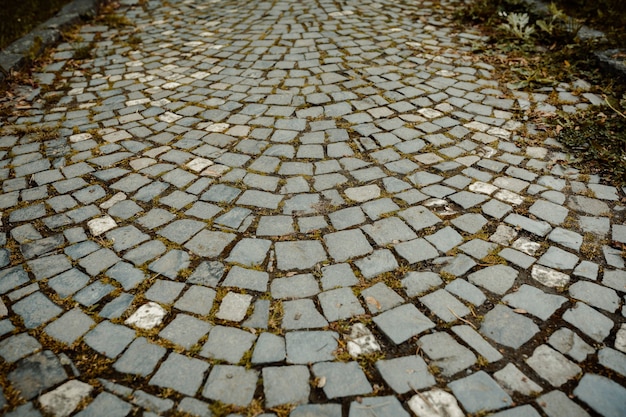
[513,308,528,314]
[365,296,381,310]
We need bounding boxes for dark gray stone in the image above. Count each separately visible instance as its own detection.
[448,371,513,413]
[373,304,435,345]
[480,305,540,349]
[202,365,258,407]
[375,355,435,394]
[263,365,310,407]
[311,361,372,399]
[150,352,210,396]
[114,337,167,377]
[8,351,67,400]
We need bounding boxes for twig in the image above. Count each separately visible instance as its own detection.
[448,307,477,329]
[604,95,626,120]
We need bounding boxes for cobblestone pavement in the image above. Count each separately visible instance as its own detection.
[1,0,626,415]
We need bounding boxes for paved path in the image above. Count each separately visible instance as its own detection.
[1,0,625,416]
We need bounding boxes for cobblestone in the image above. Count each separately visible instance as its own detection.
[0,0,623,414]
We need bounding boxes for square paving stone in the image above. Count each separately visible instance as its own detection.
[420,332,477,376]
[159,314,212,349]
[83,320,135,358]
[375,355,435,394]
[271,273,320,299]
[282,299,329,330]
[113,337,167,377]
[47,268,90,297]
[177,398,211,417]
[174,285,216,315]
[107,200,143,220]
[44,308,95,345]
[361,282,404,314]
[480,304,540,349]
[538,246,579,271]
[237,190,283,209]
[494,363,543,396]
[451,213,488,234]
[221,265,269,292]
[187,261,225,288]
[100,293,134,320]
[448,370,513,413]
[502,284,567,320]
[38,379,93,417]
[74,391,132,417]
[225,238,271,267]
[526,344,581,387]
[320,263,359,290]
[468,264,518,295]
[394,238,439,264]
[150,352,210,396]
[202,365,258,407]
[200,325,256,363]
[263,365,310,407]
[318,287,365,321]
[0,266,29,294]
[184,230,237,257]
[402,271,443,297]
[419,289,471,323]
[106,225,149,252]
[106,262,145,290]
[158,219,205,244]
[275,240,327,270]
[74,280,115,307]
[574,373,626,417]
[251,332,286,364]
[257,215,295,236]
[137,208,176,229]
[216,292,252,322]
[124,240,167,266]
[324,229,373,262]
[349,396,410,417]
[185,201,222,220]
[569,281,620,313]
[537,390,592,417]
[354,249,399,279]
[148,249,190,279]
[563,302,614,343]
[145,279,185,304]
[291,404,342,417]
[0,333,41,363]
[548,328,595,362]
[425,226,463,253]
[8,351,67,400]
[12,292,63,328]
[285,331,338,364]
[27,254,72,280]
[311,361,372,399]
[373,304,435,345]
[361,217,417,246]
[78,248,120,276]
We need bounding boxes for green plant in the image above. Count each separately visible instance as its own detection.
[536,3,583,40]
[499,11,535,40]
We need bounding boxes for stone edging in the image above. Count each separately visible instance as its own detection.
[0,0,104,83]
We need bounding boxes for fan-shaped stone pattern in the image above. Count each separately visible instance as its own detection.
[0,0,622,415]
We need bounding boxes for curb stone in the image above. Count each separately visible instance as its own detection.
[0,0,103,82]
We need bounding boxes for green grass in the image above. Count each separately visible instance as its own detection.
[0,0,73,49]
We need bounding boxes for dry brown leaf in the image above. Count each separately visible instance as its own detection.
[365,296,381,310]
[513,308,528,314]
